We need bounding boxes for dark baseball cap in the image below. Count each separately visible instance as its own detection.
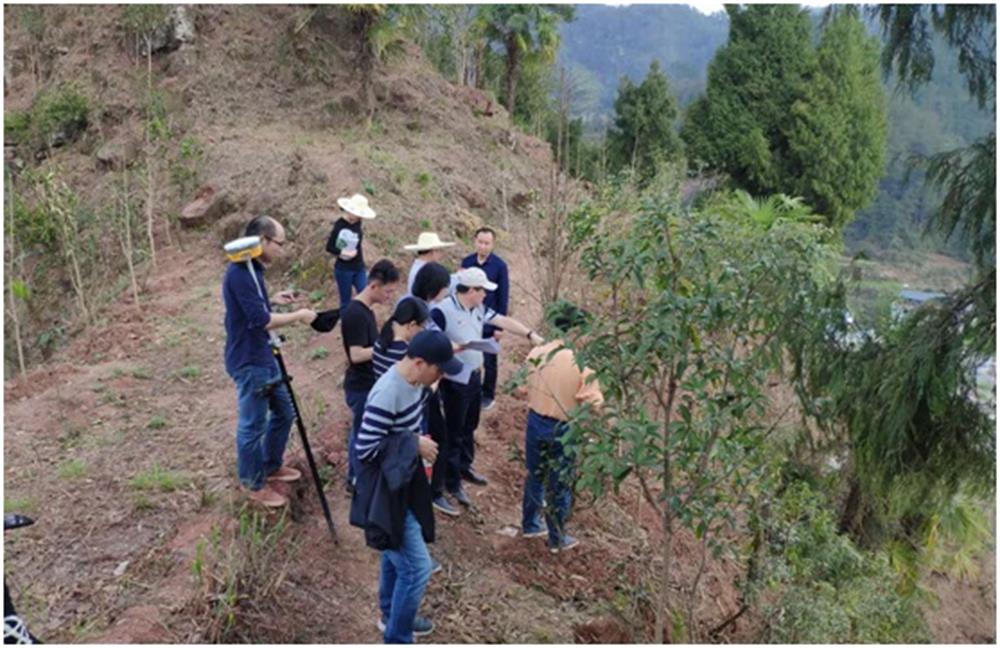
[407,330,464,376]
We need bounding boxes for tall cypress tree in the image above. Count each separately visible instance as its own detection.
[682,5,887,230]
[789,8,888,230]
[608,60,682,182]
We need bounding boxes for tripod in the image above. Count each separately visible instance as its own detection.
[270,337,338,544]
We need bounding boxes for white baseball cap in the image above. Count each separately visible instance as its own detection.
[455,267,497,291]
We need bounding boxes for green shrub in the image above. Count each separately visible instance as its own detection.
[760,482,930,643]
[31,84,89,145]
[4,110,31,143]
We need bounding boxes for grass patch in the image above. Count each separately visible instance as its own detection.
[178,365,202,380]
[309,346,329,361]
[147,415,170,430]
[131,366,153,380]
[57,458,88,480]
[4,496,35,513]
[129,463,189,492]
[132,493,156,512]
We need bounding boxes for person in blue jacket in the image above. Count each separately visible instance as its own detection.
[460,226,509,411]
[223,216,317,508]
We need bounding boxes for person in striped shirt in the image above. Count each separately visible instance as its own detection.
[353,330,463,643]
[373,298,430,378]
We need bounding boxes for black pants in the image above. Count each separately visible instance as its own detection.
[426,389,449,498]
[439,371,482,492]
[482,324,498,401]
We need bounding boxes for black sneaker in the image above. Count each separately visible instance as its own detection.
[460,469,489,486]
[433,496,461,516]
[449,486,472,507]
[378,615,434,637]
[481,397,495,411]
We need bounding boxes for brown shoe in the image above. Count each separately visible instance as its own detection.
[248,485,287,508]
[267,466,302,483]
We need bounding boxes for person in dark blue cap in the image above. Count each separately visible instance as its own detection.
[350,329,463,643]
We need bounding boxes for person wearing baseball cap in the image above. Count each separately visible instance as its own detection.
[403,232,455,295]
[326,193,377,310]
[351,329,462,643]
[428,266,545,510]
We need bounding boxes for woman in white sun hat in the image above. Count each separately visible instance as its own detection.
[403,231,455,294]
[326,193,377,310]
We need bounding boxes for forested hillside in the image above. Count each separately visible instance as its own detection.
[557,5,994,263]
[557,4,728,114]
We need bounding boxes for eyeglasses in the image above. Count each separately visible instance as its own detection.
[266,236,286,247]
[471,286,486,293]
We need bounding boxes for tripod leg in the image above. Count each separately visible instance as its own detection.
[273,350,338,544]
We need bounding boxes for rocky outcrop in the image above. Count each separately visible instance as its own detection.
[179,185,234,228]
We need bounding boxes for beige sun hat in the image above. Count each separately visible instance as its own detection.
[337,193,376,219]
[403,231,456,252]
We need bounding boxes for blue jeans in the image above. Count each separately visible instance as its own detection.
[439,371,481,491]
[521,410,574,547]
[345,388,370,483]
[334,265,367,310]
[379,510,432,644]
[231,363,295,491]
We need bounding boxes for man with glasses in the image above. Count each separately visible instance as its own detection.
[429,267,544,508]
[223,216,317,507]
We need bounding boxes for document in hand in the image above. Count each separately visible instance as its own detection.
[462,338,501,354]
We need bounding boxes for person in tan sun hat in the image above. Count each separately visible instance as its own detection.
[403,232,455,294]
[326,193,377,310]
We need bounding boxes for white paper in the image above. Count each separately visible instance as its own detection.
[337,229,359,252]
[463,338,501,354]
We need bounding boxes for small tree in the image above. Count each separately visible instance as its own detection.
[34,170,91,324]
[116,169,142,307]
[5,166,28,377]
[343,4,425,128]
[123,4,170,267]
[475,5,574,114]
[566,184,836,641]
[609,60,683,183]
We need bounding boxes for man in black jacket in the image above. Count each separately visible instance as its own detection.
[350,330,462,643]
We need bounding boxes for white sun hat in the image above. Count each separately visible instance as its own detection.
[337,193,376,219]
[455,267,497,291]
[403,231,456,252]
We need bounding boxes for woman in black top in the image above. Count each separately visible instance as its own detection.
[327,193,376,309]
